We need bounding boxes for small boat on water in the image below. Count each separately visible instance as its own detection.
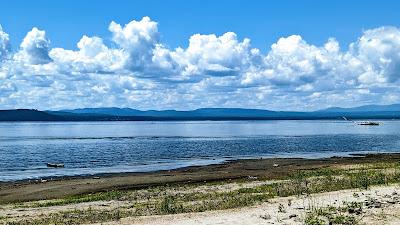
[356,121,381,126]
[342,117,381,126]
[46,163,65,168]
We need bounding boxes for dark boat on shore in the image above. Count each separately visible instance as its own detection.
[46,163,65,168]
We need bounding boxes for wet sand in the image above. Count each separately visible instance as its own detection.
[1,153,400,204]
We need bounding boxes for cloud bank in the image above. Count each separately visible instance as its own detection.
[0,17,400,110]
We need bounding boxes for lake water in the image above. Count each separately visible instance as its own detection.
[1,120,400,181]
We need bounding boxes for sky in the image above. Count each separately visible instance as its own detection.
[0,0,400,110]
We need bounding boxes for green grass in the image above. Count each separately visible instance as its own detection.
[4,162,400,225]
[14,190,124,208]
[304,202,362,225]
[4,208,129,225]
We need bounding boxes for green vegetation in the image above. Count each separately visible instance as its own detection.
[14,190,124,208]
[2,162,400,225]
[304,201,363,225]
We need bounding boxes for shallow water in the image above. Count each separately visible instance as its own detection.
[1,120,400,181]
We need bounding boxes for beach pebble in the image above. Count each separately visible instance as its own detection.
[373,202,382,208]
[387,199,397,204]
[259,214,271,220]
[278,203,285,213]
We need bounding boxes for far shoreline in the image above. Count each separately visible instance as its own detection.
[1,118,400,122]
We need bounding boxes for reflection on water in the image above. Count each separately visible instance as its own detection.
[1,120,400,181]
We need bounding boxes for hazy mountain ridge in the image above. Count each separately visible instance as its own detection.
[60,107,282,117]
[58,104,400,117]
[0,104,399,121]
[320,104,400,112]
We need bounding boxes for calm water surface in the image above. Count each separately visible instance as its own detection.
[1,120,400,181]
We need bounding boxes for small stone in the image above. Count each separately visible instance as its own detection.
[260,214,271,220]
[289,214,297,219]
[355,208,362,215]
[373,202,382,208]
[278,203,286,213]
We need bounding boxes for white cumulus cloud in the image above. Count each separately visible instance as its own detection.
[170,32,260,77]
[15,27,52,65]
[353,26,400,84]
[0,17,400,110]
[0,25,10,61]
[109,16,159,71]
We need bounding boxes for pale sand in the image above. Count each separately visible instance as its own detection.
[92,185,400,225]
[2,182,400,224]
[0,180,280,219]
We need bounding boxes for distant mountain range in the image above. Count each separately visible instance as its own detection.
[59,107,287,117]
[0,104,400,121]
[320,104,400,112]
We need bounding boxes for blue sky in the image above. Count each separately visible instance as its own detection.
[0,0,400,110]
[2,0,399,51]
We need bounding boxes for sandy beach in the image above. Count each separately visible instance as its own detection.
[98,185,400,225]
[1,153,400,224]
